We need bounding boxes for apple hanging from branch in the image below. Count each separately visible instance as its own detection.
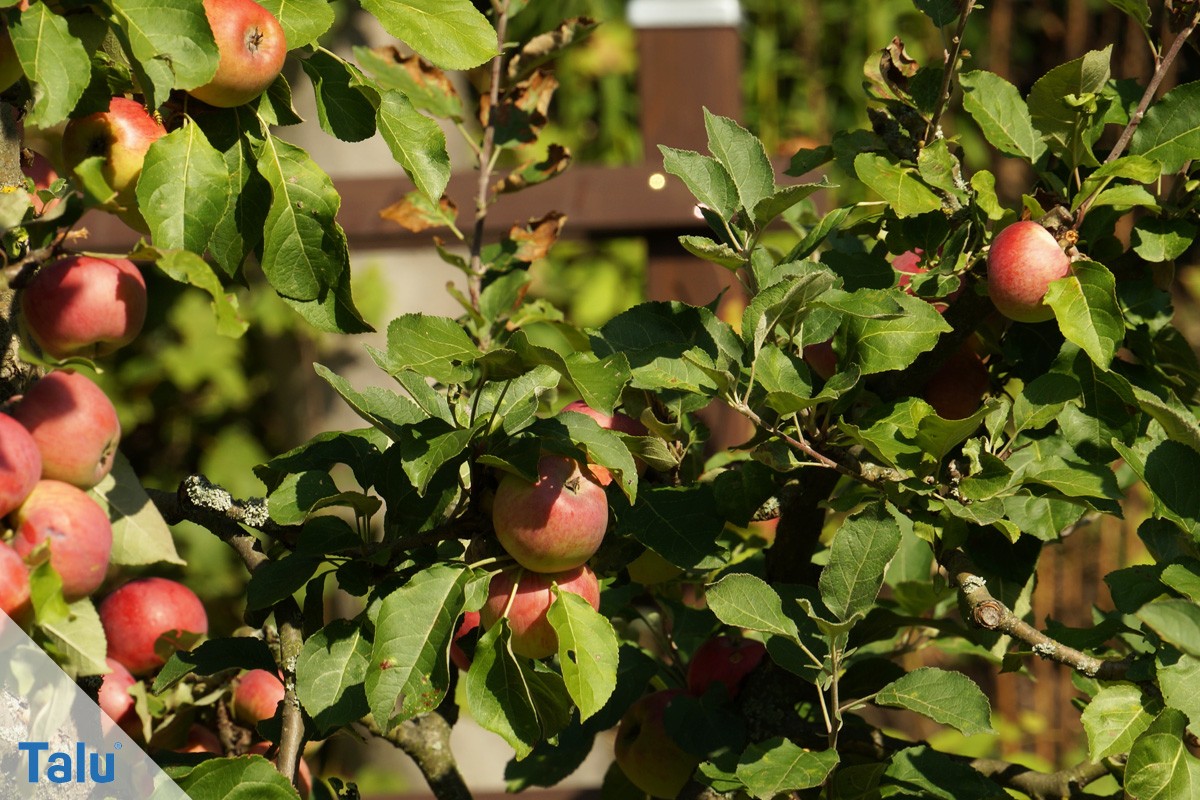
[188,0,288,108]
[20,256,147,360]
[986,220,1071,323]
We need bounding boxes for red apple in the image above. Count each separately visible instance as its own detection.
[61,96,166,231]
[189,0,287,108]
[803,339,837,380]
[686,636,767,699]
[98,657,141,736]
[614,689,700,799]
[450,610,480,671]
[893,248,925,287]
[0,26,20,92]
[480,566,600,659]
[560,400,648,437]
[0,543,31,619]
[11,370,121,489]
[986,220,1070,323]
[0,412,41,518]
[99,578,209,676]
[247,742,312,798]
[232,669,285,727]
[21,256,147,360]
[492,454,608,573]
[22,150,60,215]
[923,345,989,420]
[178,725,223,755]
[10,480,113,600]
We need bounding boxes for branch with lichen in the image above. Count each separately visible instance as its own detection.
[363,713,473,800]
[942,549,1130,680]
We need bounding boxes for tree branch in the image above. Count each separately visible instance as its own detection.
[922,0,977,146]
[970,757,1110,799]
[942,549,1130,680]
[365,713,473,800]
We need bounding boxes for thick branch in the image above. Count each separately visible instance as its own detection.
[274,598,306,786]
[943,549,1130,680]
[766,471,840,585]
[971,757,1110,799]
[366,713,472,800]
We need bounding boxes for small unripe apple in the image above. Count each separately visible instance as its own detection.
[21,256,147,360]
[11,370,121,489]
[99,577,209,676]
[0,412,41,518]
[61,96,166,230]
[686,636,767,699]
[178,725,223,755]
[0,543,31,619]
[247,742,312,797]
[10,480,113,601]
[22,151,60,215]
[98,657,140,737]
[986,220,1070,323]
[480,566,600,660]
[450,610,480,671]
[232,669,285,727]
[614,689,700,798]
[492,455,608,573]
[922,345,989,420]
[188,0,288,108]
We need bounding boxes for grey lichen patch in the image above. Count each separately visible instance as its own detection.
[1033,642,1058,658]
[961,575,987,592]
[184,475,234,512]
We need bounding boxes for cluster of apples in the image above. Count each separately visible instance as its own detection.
[615,635,767,798]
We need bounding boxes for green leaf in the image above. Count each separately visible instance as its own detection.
[875,667,995,737]
[618,485,726,569]
[1072,155,1161,211]
[312,363,425,440]
[704,109,775,216]
[9,4,91,128]
[1045,261,1124,369]
[297,619,371,733]
[267,471,339,525]
[153,249,247,337]
[38,598,108,678]
[372,89,451,201]
[199,108,270,278]
[741,266,838,354]
[818,502,903,623]
[381,314,482,384]
[913,0,959,25]
[137,123,230,256]
[1131,82,1200,172]
[659,146,738,221]
[1012,372,1080,433]
[853,153,943,218]
[959,70,1045,162]
[882,746,1007,799]
[302,50,378,143]
[89,453,185,567]
[753,182,831,229]
[1081,683,1160,760]
[841,290,951,374]
[1137,599,1200,659]
[507,330,631,415]
[1027,46,1113,169]
[1132,218,1197,263]
[108,0,220,104]
[547,588,619,721]
[357,0,496,70]
[257,0,334,49]
[366,564,473,728]
[678,236,743,270]
[174,755,300,799]
[154,637,277,693]
[1125,732,1200,799]
[1158,653,1200,736]
[465,621,571,760]
[1133,387,1200,455]
[396,419,475,495]
[1106,0,1150,26]
[254,133,350,302]
[353,45,465,120]
[707,573,801,640]
[735,738,838,798]
[1162,562,1200,603]
[1117,440,1200,537]
[279,267,373,334]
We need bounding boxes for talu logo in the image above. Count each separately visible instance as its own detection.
[18,740,120,784]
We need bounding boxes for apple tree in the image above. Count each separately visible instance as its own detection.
[3,0,1200,798]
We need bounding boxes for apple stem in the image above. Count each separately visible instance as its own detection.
[499,567,523,619]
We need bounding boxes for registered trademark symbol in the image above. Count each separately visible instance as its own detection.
[113,743,122,750]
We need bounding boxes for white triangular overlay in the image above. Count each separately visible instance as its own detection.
[0,613,192,798]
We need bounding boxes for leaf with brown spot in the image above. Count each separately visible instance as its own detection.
[482,69,559,146]
[379,191,458,233]
[354,45,465,120]
[493,144,573,194]
[507,17,599,79]
[510,212,566,262]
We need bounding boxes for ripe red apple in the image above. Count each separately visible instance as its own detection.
[450,610,480,671]
[178,725,223,755]
[480,566,600,659]
[492,454,608,573]
[232,669,285,727]
[61,96,166,230]
[986,220,1070,323]
[686,636,767,699]
[98,657,141,736]
[614,689,700,798]
[21,256,147,360]
[188,0,288,108]
[0,543,31,619]
[922,345,989,420]
[560,400,648,437]
[893,248,925,287]
[10,480,113,600]
[0,27,20,92]
[802,339,837,380]
[99,578,209,676]
[11,370,121,489]
[22,150,60,215]
[247,742,312,798]
[0,412,41,518]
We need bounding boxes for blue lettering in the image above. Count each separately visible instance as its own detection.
[47,751,71,783]
[90,751,115,784]
[18,741,48,782]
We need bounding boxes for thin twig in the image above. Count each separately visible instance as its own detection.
[922,0,977,146]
